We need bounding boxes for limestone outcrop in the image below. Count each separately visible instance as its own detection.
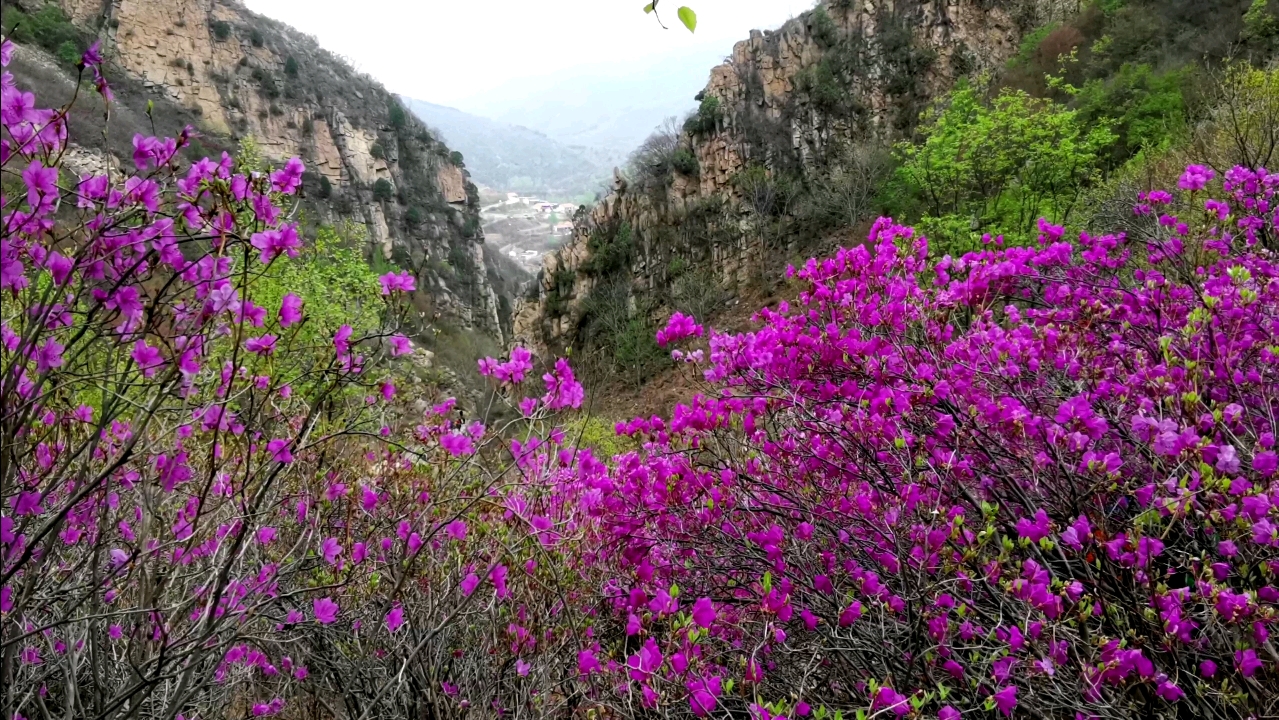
[46,0,509,342]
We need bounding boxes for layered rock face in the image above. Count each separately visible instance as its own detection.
[514,0,1076,356]
[46,0,509,341]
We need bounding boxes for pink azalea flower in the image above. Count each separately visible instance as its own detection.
[388,334,412,356]
[872,688,909,717]
[459,572,480,596]
[379,270,416,295]
[656,311,704,347]
[278,293,303,326]
[1178,164,1214,192]
[440,432,474,456]
[270,157,306,194]
[250,225,302,264]
[266,438,293,464]
[445,519,468,541]
[687,676,722,717]
[385,606,405,633]
[312,597,338,624]
[1156,679,1184,702]
[35,339,64,374]
[360,485,379,512]
[691,597,716,628]
[320,537,342,565]
[334,325,353,356]
[1236,649,1262,677]
[991,685,1018,717]
[244,334,277,356]
[131,341,164,378]
[839,601,863,626]
[577,649,601,675]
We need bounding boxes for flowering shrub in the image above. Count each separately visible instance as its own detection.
[563,168,1278,718]
[0,37,593,720]
[4,31,1279,720]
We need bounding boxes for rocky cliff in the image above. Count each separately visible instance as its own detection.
[8,0,517,343]
[514,0,1078,356]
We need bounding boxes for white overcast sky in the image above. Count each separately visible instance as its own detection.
[243,0,815,110]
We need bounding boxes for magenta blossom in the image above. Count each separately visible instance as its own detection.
[385,606,405,633]
[266,439,294,464]
[379,270,416,295]
[686,675,722,717]
[691,596,717,628]
[389,334,412,356]
[312,598,338,624]
[244,334,277,356]
[656,311,704,347]
[278,293,303,327]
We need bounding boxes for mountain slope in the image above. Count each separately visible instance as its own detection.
[401,97,610,200]
[7,0,528,351]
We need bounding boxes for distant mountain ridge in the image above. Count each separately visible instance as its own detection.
[402,97,614,201]
[452,46,725,155]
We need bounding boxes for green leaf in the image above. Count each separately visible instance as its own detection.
[643,2,655,12]
[677,6,697,32]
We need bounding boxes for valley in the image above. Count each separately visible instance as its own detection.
[3,1,1279,719]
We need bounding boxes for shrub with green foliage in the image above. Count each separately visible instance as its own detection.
[447,242,476,275]
[1192,61,1279,171]
[211,20,231,40]
[1011,22,1061,68]
[671,148,699,176]
[250,222,384,340]
[1245,0,1279,38]
[579,280,667,389]
[683,95,721,135]
[1071,63,1189,162]
[284,55,299,76]
[372,178,394,202]
[583,221,634,277]
[251,67,281,99]
[794,58,848,114]
[893,83,1116,255]
[388,101,408,129]
[3,4,82,65]
[810,4,838,48]
[450,150,465,167]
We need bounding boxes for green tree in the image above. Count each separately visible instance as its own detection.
[388,102,408,129]
[893,83,1115,254]
[372,178,394,202]
[249,221,384,341]
[1244,0,1279,39]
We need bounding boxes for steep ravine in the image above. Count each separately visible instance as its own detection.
[10,0,522,347]
[513,0,1077,357]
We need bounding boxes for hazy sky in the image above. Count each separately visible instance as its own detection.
[243,0,815,110]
